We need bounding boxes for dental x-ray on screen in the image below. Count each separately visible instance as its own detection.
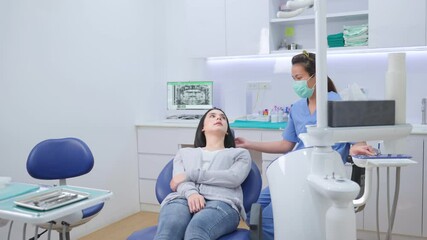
[167,81,213,110]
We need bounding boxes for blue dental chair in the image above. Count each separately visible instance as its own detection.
[128,159,263,240]
[26,137,105,240]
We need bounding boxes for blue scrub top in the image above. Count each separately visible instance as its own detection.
[282,91,350,163]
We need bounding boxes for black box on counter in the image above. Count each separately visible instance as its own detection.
[328,100,395,127]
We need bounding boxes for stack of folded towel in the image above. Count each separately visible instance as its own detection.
[327,32,344,48]
[343,24,368,47]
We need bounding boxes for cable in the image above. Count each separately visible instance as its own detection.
[376,167,380,240]
[23,223,27,240]
[28,229,48,240]
[373,166,402,240]
[386,167,401,240]
[47,221,55,240]
[62,221,70,240]
[7,220,13,240]
[387,167,391,225]
[34,226,38,240]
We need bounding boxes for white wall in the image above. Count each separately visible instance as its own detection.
[0,0,165,238]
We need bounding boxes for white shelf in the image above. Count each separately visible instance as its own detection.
[270,10,368,24]
[270,46,369,55]
[207,46,427,61]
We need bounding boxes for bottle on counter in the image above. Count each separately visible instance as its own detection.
[263,109,269,116]
[270,107,278,123]
[283,106,290,122]
[277,107,284,122]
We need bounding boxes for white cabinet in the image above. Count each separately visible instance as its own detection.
[268,0,369,53]
[233,128,284,188]
[136,126,195,211]
[361,136,423,237]
[260,130,283,186]
[185,0,226,58]
[185,0,269,57]
[369,0,427,48]
[225,0,269,56]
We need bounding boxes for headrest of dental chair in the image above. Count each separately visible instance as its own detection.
[27,137,94,180]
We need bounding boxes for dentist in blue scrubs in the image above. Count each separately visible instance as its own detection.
[235,51,375,240]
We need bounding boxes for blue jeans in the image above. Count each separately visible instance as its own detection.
[155,198,240,240]
[247,187,274,240]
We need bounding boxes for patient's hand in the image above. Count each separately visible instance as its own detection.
[187,193,205,213]
[170,173,187,191]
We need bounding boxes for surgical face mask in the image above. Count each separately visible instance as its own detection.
[292,75,315,98]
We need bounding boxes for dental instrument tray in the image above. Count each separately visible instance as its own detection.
[352,154,412,159]
[14,187,90,211]
[352,154,416,168]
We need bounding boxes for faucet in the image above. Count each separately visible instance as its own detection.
[422,98,427,125]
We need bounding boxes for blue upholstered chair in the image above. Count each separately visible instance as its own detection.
[128,159,263,240]
[26,137,105,240]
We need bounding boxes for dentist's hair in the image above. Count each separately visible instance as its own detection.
[292,51,338,93]
[194,107,235,148]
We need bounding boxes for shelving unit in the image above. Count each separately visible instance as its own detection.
[269,0,369,53]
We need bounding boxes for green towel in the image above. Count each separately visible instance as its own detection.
[345,41,368,47]
[343,24,368,37]
[329,43,345,48]
[327,32,344,40]
[344,34,368,42]
[328,39,344,44]
[328,38,345,47]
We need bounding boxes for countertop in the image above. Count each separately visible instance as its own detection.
[135,122,427,134]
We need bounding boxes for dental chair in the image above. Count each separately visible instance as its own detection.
[128,159,263,240]
[26,137,105,240]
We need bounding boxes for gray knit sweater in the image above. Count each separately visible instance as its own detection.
[161,147,252,219]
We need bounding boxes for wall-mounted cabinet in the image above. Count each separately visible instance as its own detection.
[185,0,226,58]
[369,0,427,48]
[186,0,426,57]
[186,0,269,58]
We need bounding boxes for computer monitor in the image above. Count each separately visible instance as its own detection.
[167,81,213,110]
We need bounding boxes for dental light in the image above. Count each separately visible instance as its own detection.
[267,1,414,240]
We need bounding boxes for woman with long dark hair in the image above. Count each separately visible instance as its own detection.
[154,107,251,240]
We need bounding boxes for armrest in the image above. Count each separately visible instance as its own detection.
[249,203,262,240]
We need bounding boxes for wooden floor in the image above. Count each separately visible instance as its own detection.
[80,211,158,240]
[80,211,248,240]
